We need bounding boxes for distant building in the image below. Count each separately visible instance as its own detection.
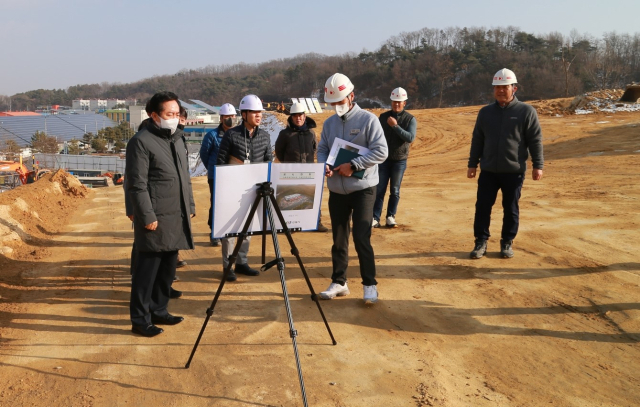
[104,109,129,122]
[72,99,137,111]
[128,105,149,130]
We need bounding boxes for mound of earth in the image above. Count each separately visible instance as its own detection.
[0,169,89,262]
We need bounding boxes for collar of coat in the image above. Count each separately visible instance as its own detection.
[494,95,520,109]
[146,119,184,141]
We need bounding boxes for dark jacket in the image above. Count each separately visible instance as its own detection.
[199,124,225,179]
[379,110,417,161]
[274,116,317,163]
[125,120,195,252]
[468,96,544,173]
[216,123,273,165]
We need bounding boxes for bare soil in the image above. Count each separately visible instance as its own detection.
[0,106,639,407]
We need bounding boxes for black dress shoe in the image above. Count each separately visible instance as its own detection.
[176,260,187,268]
[151,314,184,325]
[210,238,220,247]
[235,263,259,276]
[132,324,164,337]
[225,268,237,282]
[170,288,182,298]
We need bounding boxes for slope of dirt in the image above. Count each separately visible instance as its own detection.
[0,108,639,407]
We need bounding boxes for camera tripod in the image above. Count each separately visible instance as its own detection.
[185,181,337,407]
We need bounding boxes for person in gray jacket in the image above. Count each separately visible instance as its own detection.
[126,91,195,337]
[467,68,544,259]
[317,73,388,304]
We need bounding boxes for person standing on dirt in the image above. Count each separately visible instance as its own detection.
[126,91,195,337]
[274,102,329,232]
[373,87,417,228]
[200,103,237,247]
[216,94,272,282]
[467,68,544,259]
[316,73,388,304]
[175,106,189,269]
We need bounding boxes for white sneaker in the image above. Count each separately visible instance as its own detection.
[319,282,350,300]
[372,218,380,228]
[363,285,378,304]
[386,216,397,228]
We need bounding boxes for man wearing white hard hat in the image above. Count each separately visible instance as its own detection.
[317,73,388,304]
[373,87,417,228]
[200,102,237,247]
[216,94,273,282]
[274,102,329,232]
[467,68,544,259]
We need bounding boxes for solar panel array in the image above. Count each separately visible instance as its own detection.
[0,113,119,147]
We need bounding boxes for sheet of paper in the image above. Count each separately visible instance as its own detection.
[325,138,371,166]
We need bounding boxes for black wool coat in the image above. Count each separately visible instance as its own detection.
[274,116,317,163]
[125,120,195,252]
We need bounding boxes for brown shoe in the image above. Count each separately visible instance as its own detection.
[317,223,329,232]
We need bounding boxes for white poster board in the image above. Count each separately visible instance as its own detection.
[211,163,325,238]
[312,98,323,113]
[304,98,317,114]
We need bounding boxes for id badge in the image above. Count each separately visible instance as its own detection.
[244,159,250,165]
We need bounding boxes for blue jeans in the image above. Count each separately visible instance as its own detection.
[373,159,407,221]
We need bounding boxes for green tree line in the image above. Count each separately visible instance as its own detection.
[1,26,638,111]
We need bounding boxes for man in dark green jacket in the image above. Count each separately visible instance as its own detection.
[467,68,544,259]
[126,91,195,337]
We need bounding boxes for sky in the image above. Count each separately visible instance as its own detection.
[1,0,638,96]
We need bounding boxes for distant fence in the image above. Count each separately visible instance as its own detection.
[35,154,125,173]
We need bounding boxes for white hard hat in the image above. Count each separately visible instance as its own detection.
[289,102,306,114]
[390,87,408,101]
[324,73,354,103]
[239,94,265,111]
[219,103,236,115]
[492,68,517,85]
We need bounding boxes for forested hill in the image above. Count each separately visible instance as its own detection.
[3,26,639,111]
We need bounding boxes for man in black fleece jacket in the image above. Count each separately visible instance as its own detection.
[216,94,272,281]
[467,68,544,259]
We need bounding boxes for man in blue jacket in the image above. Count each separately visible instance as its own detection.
[467,68,544,259]
[317,73,388,304]
[199,103,236,247]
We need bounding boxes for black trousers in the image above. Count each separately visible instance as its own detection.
[473,171,524,241]
[130,250,178,326]
[208,178,214,228]
[328,186,377,286]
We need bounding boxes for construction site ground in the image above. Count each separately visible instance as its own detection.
[0,103,639,406]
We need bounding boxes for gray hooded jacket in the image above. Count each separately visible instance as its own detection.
[317,103,388,194]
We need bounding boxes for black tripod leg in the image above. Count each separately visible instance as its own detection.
[185,191,264,369]
[268,194,338,345]
[263,194,308,406]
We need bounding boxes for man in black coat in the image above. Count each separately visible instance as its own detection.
[467,68,544,259]
[215,94,272,282]
[126,91,195,337]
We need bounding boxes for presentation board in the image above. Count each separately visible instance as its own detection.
[312,98,323,113]
[211,163,325,238]
[304,98,317,113]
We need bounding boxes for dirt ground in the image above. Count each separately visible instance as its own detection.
[0,104,639,407]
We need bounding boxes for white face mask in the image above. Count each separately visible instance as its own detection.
[335,101,350,117]
[159,117,179,134]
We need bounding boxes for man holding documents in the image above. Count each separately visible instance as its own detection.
[317,73,388,304]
